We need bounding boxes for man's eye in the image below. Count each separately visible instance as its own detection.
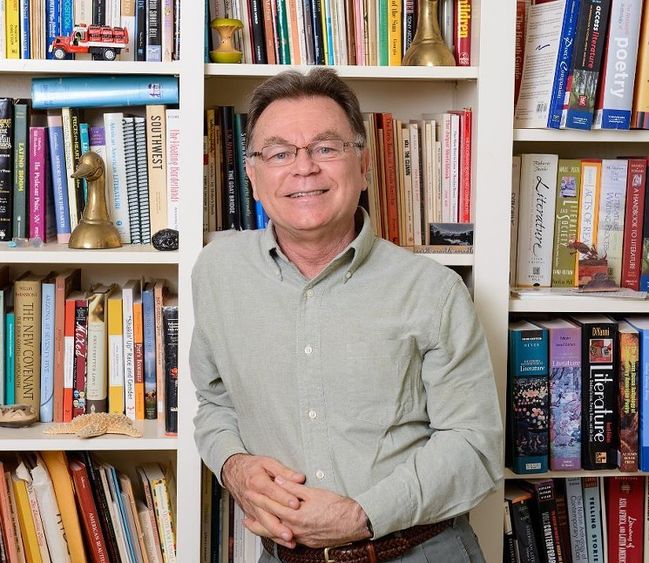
[314,144,340,156]
[268,150,291,161]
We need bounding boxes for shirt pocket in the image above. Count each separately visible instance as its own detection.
[343,337,417,426]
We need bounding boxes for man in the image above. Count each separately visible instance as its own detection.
[191,68,502,562]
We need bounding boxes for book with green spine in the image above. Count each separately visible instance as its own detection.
[551,159,581,286]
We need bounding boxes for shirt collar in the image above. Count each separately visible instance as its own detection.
[260,207,376,281]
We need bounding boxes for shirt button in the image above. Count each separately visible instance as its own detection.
[345,271,352,279]
[308,410,317,419]
[316,470,325,480]
[306,289,314,298]
[304,345,313,354]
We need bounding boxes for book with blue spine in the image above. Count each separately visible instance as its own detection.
[5,311,15,405]
[255,202,268,230]
[324,0,335,65]
[79,122,90,204]
[507,320,550,474]
[31,76,179,109]
[548,0,581,128]
[40,276,55,422]
[309,0,324,65]
[624,315,649,471]
[19,0,29,59]
[535,318,582,471]
[46,111,71,244]
[135,0,147,60]
[61,0,73,36]
[582,477,605,563]
[142,283,157,420]
[45,0,60,59]
[0,267,9,405]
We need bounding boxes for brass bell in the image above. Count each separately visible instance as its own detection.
[68,151,122,249]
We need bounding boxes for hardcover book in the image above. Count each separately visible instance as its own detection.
[571,314,618,469]
[0,98,14,241]
[617,321,640,472]
[504,483,541,563]
[606,476,644,563]
[631,0,649,128]
[551,159,581,286]
[162,295,178,435]
[621,159,646,289]
[12,100,28,239]
[507,320,549,474]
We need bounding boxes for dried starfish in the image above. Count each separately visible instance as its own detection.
[44,413,142,439]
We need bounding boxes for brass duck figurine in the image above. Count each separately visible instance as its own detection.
[68,151,122,249]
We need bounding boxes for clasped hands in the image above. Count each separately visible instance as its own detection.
[221,453,371,549]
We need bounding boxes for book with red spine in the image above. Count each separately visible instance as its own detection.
[378,113,400,245]
[70,458,110,563]
[514,0,527,106]
[454,0,471,66]
[73,295,89,418]
[452,108,472,223]
[621,159,647,290]
[606,476,644,563]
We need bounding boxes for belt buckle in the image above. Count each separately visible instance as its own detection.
[323,542,351,563]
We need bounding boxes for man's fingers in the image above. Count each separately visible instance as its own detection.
[274,475,309,497]
[243,518,296,549]
[250,504,295,544]
[263,458,306,484]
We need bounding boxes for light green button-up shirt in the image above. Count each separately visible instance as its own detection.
[190,209,503,539]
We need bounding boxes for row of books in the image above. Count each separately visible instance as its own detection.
[505,476,647,563]
[0,452,176,563]
[0,0,181,61]
[0,267,179,434]
[0,98,180,245]
[200,466,261,563]
[507,315,649,477]
[206,0,471,67]
[514,0,649,130]
[203,106,473,250]
[511,154,649,290]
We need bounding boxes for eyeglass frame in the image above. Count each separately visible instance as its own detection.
[247,138,365,167]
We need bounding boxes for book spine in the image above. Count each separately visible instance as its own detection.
[166,109,180,232]
[631,0,649,128]
[12,101,27,239]
[39,282,55,423]
[275,0,291,63]
[381,113,399,245]
[551,159,581,287]
[133,299,144,420]
[46,113,71,244]
[549,326,582,471]
[5,0,19,59]
[5,313,14,405]
[261,0,276,64]
[607,476,644,563]
[61,108,79,231]
[234,113,254,230]
[31,76,179,109]
[515,154,559,287]
[103,112,131,243]
[122,287,136,420]
[142,286,157,419]
[509,496,541,563]
[457,108,472,223]
[221,106,240,230]
[14,279,42,417]
[575,159,602,285]
[63,296,75,421]
[61,0,73,35]
[514,0,526,107]
[133,117,151,244]
[134,0,147,60]
[73,299,88,418]
[303,0,316,65]
[153,282,166,424]
[581,321,618,469]
[161,0,173,61]
[120,0,137,61]
[593,0,643,129]
[508,326,550,474]
[87,290,108,414]
[0,98,14,241]
[28,127,47,240]
[146,104,168,236]
[122,117,141,244]
[311,0,325,64]
[621,159,646,290]
[146,0,162,61]
[525,480,564,563]
[19,0,29,59]
[565,477,589,563]
[163,304,178,435]
[618,330,639,472]
[596,159,628,285]
[107,293,124,414]
[547,0,580,129]
[454,0,471,66]
[93,0,106,24]
[582,477,605,563]
[249,0,266,63]
[562,0,612,129]
[388,0,401,65]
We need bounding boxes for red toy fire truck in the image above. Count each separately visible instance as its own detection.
[49,24,129,61]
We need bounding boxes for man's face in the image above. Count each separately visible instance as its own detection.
[246,96,369,241]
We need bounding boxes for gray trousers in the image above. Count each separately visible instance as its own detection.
[258,515,486,563]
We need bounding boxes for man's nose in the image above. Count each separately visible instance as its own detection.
[292,146,320,173]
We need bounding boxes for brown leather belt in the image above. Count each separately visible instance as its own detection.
[261,519,454,563]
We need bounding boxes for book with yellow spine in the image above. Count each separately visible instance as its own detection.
[41,451,87,563]
[388,0,402,65]
[107,288,125,414]
[5,0,19,58]
[11,473,42,563]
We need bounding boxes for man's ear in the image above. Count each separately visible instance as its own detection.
[245,160,260,201]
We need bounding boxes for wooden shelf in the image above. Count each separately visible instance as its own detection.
[0,243,179,264]
[509,294,649,313]
[416,252,473,266]
[0,60,182,75]
[513,128,649,143]
[0,420,177,451]
[505,468,647,479]
[205,63,479,81]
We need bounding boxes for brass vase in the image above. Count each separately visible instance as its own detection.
[68,151,122,249]
[402,0,456,66]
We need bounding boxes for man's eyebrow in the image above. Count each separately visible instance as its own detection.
[259,130,346,146]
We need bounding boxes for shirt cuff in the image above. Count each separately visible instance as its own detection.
[201,431,248,487]
[352,478,413,539]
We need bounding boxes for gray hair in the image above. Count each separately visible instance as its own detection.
[246,68,366,150]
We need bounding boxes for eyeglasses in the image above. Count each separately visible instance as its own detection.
[248,139,364,167]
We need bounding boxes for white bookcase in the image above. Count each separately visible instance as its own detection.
[0,0,517,561]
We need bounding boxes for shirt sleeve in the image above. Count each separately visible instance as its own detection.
[190,260,248,485]
[352,278,503,538]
